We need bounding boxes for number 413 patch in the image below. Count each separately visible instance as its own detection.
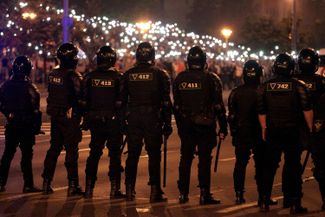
[267,82,292,91]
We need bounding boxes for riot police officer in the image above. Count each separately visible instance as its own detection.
[83,46,125,199]
[295,48,325,211]
[173,46,227,205]
[228,60,278,206]
[42,43,83,196]
[123,42,172,203]
[295,48,325,105]
[0,56,42,193]
[257,53,313,213]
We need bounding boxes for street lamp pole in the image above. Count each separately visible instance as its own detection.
[63,0,69,43]
[291,0,297,52]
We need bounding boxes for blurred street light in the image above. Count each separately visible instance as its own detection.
[22,12,37,20]
[136,21,151,33]
[221,28,233,48]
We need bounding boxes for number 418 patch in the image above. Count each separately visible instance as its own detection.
[267,82,292,91]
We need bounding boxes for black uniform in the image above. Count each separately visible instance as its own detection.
[0,56,42,193]
[0,73,41,192]
[312,93,325,209]
[83,67,124,197]
[257,74,312,212]
[173,68,227,203]
[293,48,325,209]
[123,63,172,201]
[228,83,265,196]
[42,67,83,190]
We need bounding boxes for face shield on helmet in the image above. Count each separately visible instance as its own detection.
[56,43,79,69]
[298,48,319,74]
[96,46,117,68]
[187,46,207,70]
[273,53,295,77]
[12,56,32,76]
[136,42,155,65]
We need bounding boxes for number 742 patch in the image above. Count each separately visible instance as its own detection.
[267,82,292,91]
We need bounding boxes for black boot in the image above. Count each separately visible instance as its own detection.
[199,188,220,205]
[150,185,167,203]
[290,198,308,214]
[235,191,245,204]
[126,184,135,201]
[259,196,270,212]
[23,178,42,193]
[67,180,83,197]
[23,185,42,193]
[84,179,94,199]
[258,197,278,207]
[42,179,54,195]
[110,179,126,199]
[179,193,189,204]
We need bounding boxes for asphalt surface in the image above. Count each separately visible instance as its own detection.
[0,86,323,217]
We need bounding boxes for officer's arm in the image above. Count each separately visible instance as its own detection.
[257,84,267,140]
[82,73,91,112]
[172,76,181,120]
[71,72,85,114]
[211,73,228,137]
[297,82,313,132]
[227,89,237,136]
[160,70,172,127]
[0,83,4,115]
[29,84,42,134]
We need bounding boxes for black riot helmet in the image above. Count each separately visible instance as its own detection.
[187,46,207,70]
[243,60,262,85]
[298,48,319,74]
[57,43,79,69]
[273,53,295,77]
[12,56,32,76]
[96,46,117,68]
[136,42,155,65]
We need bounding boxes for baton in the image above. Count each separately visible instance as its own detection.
[214,139,222,173]
[302,150,310,174]
[120,135,128,155]
[163,135,168,188]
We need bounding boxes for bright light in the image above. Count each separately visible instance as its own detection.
[221,28,233,39]
[136,21,151,33]
[22,12,37,20]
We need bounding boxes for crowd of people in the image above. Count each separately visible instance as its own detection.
[0,41,324,216]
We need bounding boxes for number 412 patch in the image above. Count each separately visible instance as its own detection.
[267,82,292,91]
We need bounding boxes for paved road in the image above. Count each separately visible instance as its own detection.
[0,88,323,217]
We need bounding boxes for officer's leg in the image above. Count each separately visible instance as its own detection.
[259,136,282,212]
[42,119,64,193]
[107,125,125,199]
[283,142,307,214]
[63,118,83,196]
[177,124,196,203]
[144,125,165,203]
[84,129,106,198]
[125,123,143,201]
[0,127,19,191]
[19,131,41,193]
[233,144,250,204]
[197,128,219,205]
[312,133,325,210]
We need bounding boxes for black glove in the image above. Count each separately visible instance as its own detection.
[162,123,173,138]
